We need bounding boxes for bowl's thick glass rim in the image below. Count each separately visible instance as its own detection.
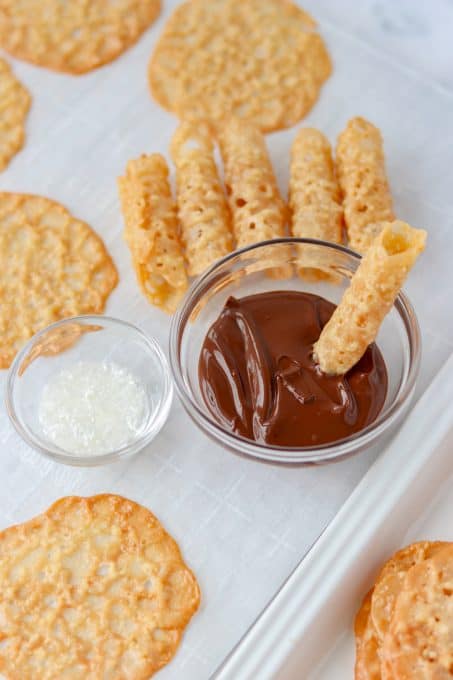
[5,315,173,467]
[169,237,421,464]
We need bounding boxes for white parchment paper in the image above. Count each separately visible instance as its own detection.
[1,2,452,677]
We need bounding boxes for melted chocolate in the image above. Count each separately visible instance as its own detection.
[198,291,387,447]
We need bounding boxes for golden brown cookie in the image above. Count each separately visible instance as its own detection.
[382,543,453,679]
[171,121,233,277]
[0,57,30,172]
[380,658,394,680]
[354,590,382,680]
[371,542,448,644]
[289,127,343,279]
[0,0,161,74]
[314,221,426,375]
[219,117,287,249]
[336,117,394,253]
[289,127,343,244]
[118,153,188,313]
[149,0,331,133]
[0,192,118,369]
[0,494,200,680]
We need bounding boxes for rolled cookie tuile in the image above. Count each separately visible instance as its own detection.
[219,117,288,249]
[314,220,426,375]
[289,127,343,244]
[171,121,233,276]
[118,153,188,313]
[336,117,394,253]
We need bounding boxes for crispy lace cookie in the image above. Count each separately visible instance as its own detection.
[354,590,382,680]
[0,495,200,680]
[289,127,343,280]
[0,0,161,74]
[0,193,118,368]
[219,117,287,248]
[171,121,233,277]
[0,57,30,172]
[289,127,343,244]
[382,544,453,679]
[219,117,290,277]
[314,221,426,375]
[149,0,332,133]
[336,117,394,254]
[118,154,188,313]
[371,541,448,644]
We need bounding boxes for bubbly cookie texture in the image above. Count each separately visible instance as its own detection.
[0,193,118,368]
[149,0,331,132]
[0,0,161,74]
[0,58,30,172]
[0,495,200,679]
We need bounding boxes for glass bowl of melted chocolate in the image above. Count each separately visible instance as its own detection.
[169,239,421,464]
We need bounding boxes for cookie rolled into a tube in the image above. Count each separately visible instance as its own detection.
[314,221,426,375]
[118,154,188,313]
[171,121,232,276]
[336,117,394,254]
[289,128,343,244]
[219,117,287,249]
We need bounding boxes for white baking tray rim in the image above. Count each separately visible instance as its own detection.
[213,351,453,680]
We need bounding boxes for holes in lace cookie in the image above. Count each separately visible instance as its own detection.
[108,578,126,596]
[94,533,116,548]
[153,627,174,642]
[356,315,367,328]
[44,595,58,608]
[87,595,104,612]
[421,644,437,662]
[110,607,136,637]
[120,648,147,675]
[97,563,111,577]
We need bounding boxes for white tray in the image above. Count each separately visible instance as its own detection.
[1,2,453,679]
[213,351,453,679]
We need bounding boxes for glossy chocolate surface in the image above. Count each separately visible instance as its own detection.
[199,291,387,447]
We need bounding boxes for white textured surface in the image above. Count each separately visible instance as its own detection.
[0,1,452,678]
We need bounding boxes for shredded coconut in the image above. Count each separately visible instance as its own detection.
[38,361,148,455]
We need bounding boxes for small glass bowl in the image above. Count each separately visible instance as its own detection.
[169,238,421,465]
[6,316,173,466]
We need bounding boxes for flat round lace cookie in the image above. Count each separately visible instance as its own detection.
[149,0,332,133]
[354,590,382,680]
[0,58,30,172]
[382,544,453,679]
[371,541,448,643]
[0,0,161,74]
[0,192,118,369]
[0,495,200,680]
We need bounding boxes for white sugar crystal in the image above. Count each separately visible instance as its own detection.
[38,361,148,456]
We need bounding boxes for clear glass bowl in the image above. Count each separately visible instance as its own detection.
[169,238,421,465]
[6,316,173,466]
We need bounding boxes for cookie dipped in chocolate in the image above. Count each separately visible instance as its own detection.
[198,291,387,447]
